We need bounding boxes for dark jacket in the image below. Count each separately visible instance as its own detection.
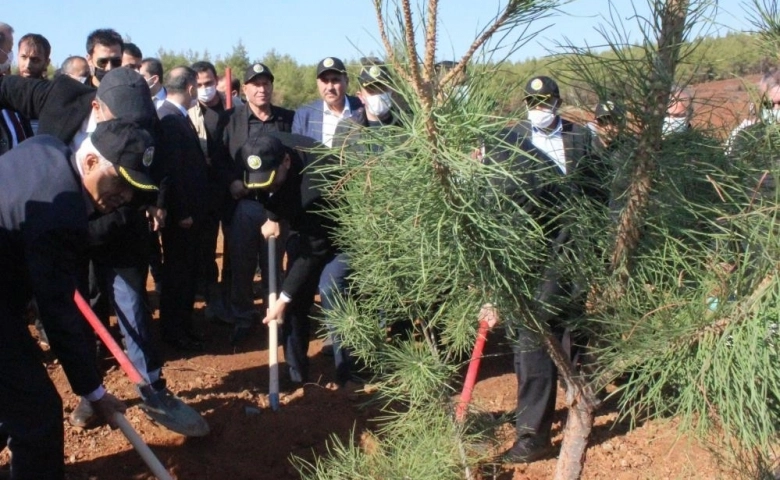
[0,109,34,155]
[511,118,607,203]
[156,101,209,223]
[0,74,96,144]
[291,95,363,143]
[254,132,336,300]
[222,103,295,183]
[0,135,101,396]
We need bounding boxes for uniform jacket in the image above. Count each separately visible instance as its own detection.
[0,135,102,396]
[156,101,209,223]
[255,132,336,300]
[291,95,363,142]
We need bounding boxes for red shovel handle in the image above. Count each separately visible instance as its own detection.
[456,320,489,422]
[73,290,145,386]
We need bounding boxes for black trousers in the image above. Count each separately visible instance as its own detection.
[513,257,583,445]
[160,222,201,340]
[0,304,64,480]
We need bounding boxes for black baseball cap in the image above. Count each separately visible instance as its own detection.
[240,135,287,189]
[523,75,560,101]
[96,68,157,128]
[91,119,158,191]
[244,63,275,83]
[316,57,346,78]
[595,100,624,120]
[358,63,390,88]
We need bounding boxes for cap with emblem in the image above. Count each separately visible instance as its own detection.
[244,63,275,83]
[523,75,560,102]
[316,57,347,78]
[91,119,158,191]
[358,62,390,88]
[96,68,157,128]
[239,135,287,189]
[595,100,624,120]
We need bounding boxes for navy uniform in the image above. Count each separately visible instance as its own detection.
[0,120,156,480]
[219,64,294,342]
[502,75,603,463]
[238,133,338,383]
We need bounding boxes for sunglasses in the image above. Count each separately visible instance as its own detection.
[95,56,122,69]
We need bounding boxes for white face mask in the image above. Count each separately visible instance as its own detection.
[365,91,392,117]
[528,109,556,129]
[662,116,688,136]
[761,108,780,124]
[0,49,13,74]
[198,85,217,103]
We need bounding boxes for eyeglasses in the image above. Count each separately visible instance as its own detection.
[95,56,122,69]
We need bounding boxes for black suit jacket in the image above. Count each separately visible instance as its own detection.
[0,74,96,144]
[157,101,209,223]
[0,135,101,396]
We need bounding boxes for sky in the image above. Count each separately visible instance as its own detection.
[4,0,755,68]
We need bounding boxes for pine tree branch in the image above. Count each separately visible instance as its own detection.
[373,0,415,86]
[439,0,521,89]
[423,0,438,85]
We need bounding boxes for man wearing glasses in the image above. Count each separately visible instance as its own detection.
[85,28,124,88]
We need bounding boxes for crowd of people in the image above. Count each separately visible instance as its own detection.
[0,20,772,479]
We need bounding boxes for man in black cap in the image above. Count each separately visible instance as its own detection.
[238,132,342,384]
[500,74,603,464]
[292,56,362,147]
[353,58,400,127]
[0,118,156,479]
[216,62,295,343]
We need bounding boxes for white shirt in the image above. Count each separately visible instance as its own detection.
[153,87,167,110]
[69,108,99,154]
[321,98,352,147]
[531,117,566,174]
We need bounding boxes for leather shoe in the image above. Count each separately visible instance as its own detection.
[229,325,252,346]
[69,397,97,428]
[163,336,204,352]
[501,439,555,464]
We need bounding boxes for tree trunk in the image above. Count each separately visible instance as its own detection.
[553,392,595,480]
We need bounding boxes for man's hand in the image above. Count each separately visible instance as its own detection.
[179,217,194,229]
[478,303,499,329]
[263,298,287,325]
[90,392,127,429]
[261,219,280,239]
[146,206,166,230]
[229,180,249,200]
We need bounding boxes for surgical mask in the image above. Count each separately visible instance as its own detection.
[761,108,780,124]
[662,116,687,136]
[528,109,556,129]
[198,85,217,103]
[146,76,157,89]
[365,91,392,117]
[0,49,13,74]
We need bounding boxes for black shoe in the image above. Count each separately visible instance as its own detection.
[501,439,555,464]
[186,330,206,342]
[163,336,204,352]
[68,397,97,428]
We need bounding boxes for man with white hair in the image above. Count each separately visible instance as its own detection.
[0,119,155,480]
